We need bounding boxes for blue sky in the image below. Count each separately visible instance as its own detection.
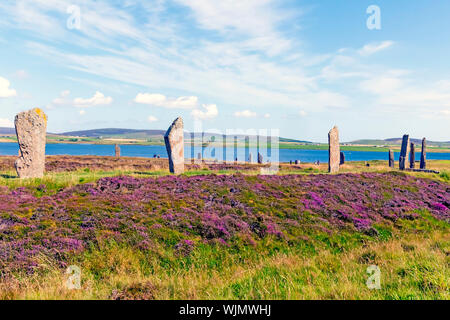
[0,0,449,142]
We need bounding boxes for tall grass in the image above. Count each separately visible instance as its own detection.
[0,231,447,300]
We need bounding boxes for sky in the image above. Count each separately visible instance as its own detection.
[0,0,449,142]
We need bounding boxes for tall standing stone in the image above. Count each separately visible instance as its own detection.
[409,143,415,169]
[257,152,263,164]
[328,126,340,173]
[14,108,47,178]
[115,144,120,158]
[248,153,253,163]
[388,149,394,168]
[420,138,427,169]
[164,117,184,174]
[340,152,345,165]
[399,134,410,170]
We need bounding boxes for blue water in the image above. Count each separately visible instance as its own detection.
[1,142,449,163]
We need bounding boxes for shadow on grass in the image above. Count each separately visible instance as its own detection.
[133,171,167,176]
[0,174,17,179]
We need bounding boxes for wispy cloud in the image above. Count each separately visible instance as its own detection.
[234,110,257,118]
[47,90,112,109]
[134,93,198,109]
[73,91,113,108]
[147,115,158,123]
[191,104,218,120]
[358,41,395,56]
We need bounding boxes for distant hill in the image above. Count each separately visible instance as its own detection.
[58,128,311,143]
[61,128,166,139]
[0,127,15,135]
[348,138,450,148]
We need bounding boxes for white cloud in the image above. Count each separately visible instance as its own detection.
[46,90,70,109]
[299,110,307,117]
[360,77,404,94]
[264,113,271,118]
[47,90,112,109]
[147,115,158,122]
[79,110,86,115]
[0,118,14,127]
[358,41,394,56]
[73,91,113,108]
[191,104,218,120]
[359,72,450,116]
[234,110,257,118]
[134,93,198,109]
[0,77,17,98]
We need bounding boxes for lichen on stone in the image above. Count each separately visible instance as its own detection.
[33,108,48,123]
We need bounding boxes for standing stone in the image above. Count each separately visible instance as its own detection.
[399,134,410,170]
[14,108,47,178]
[420,138,427,169]
[248,153,253,163]
[340,152,345,165]
[197,152,202,160]
[388,149,395,168]
[328,126,340,173]
[295,160,300,165]
[409,143,415,169]
[164,117,184,174]
[257,152,263,164]
[115,144,120,158]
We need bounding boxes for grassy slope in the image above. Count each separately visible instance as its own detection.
[0,161,449,300]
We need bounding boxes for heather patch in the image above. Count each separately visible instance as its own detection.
[0,173,448,277]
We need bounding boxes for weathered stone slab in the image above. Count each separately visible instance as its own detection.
[328,126,340,173]
[295,160,300,165]
[388,149,394,168]
[257,152,263,164]
[340,152,345,165]
[399,134,410,170]
[14,108,47,178]
[115,144,120,158]
[409,143,415,169]
[248,153,253,163]
[164,117,184,174]
[420,138,427,169]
